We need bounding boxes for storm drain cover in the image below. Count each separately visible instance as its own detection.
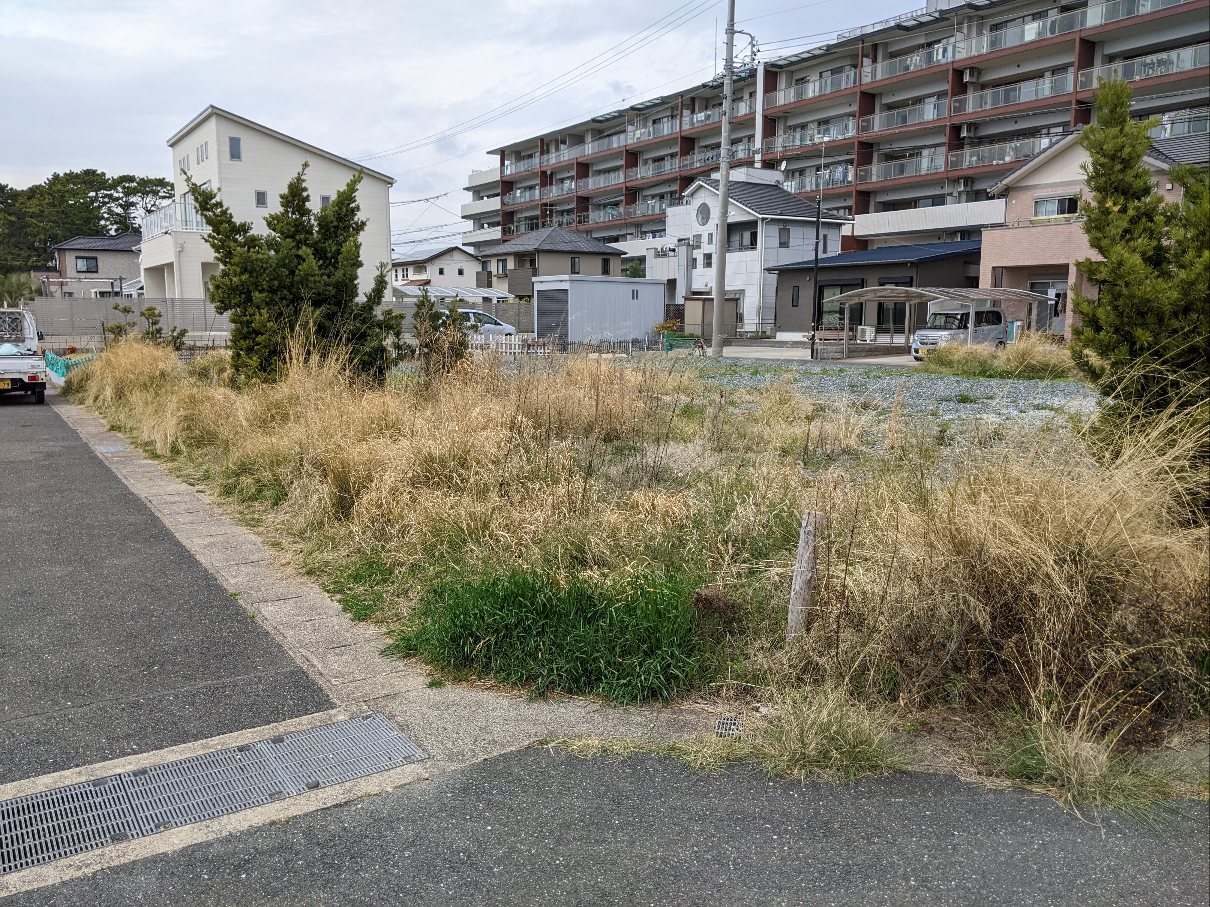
[0,713,425,875]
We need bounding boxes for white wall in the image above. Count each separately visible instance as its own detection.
[533,276,665,342]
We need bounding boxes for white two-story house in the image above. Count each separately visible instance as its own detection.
[139,105,394,300]
[650,168,850,337]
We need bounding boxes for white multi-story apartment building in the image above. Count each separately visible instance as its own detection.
[462,0,1207,256]
[140,105,394,299]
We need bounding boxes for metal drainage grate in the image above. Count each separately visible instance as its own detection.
[0,713,425,876]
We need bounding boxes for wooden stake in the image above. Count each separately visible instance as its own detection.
[787,511,824,639]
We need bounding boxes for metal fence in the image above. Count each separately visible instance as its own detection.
[469,334,654,357]
[28,297,232,341]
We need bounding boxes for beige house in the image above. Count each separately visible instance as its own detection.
[980,129,1206,336]
[391,246,480,290]
[34,234,141,298]
[139,105,394,300]
[476,227,624,298]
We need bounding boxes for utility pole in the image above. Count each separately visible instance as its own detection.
[809,139,826,360]
[709,0,737,357]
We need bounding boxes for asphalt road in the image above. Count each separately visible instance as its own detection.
[13,747,1209,906]
[0,395,330,784]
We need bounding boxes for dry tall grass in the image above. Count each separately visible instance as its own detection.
[920,332,1078,381]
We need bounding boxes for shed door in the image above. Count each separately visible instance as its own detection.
[535,289,569,343]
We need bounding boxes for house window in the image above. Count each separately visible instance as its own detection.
[457,266,464,276]
[570,256,581,274]
[822,234,830,253]
[778,227,790,248]
[438,266,445,275]
[496,258,508,276]
[481,261,491,272]
[229,136,242,160]
[400,267,409,279]
[791,285,800,307]
[62,291,75,298]
[1034,196,1079,217]
[196,141,208,163]
[631,289,639,300]
[178,155,189,173]
[255,190,268,208]
[320,195,332,209]
[75,256,98,273]
[601,257,610,275]
[703,252,713,268]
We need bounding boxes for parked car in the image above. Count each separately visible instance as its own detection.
[0,308,48,404]
[459,309,516,336]
[911,308,1006,361]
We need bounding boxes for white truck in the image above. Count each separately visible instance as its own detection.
[0,308,48,404]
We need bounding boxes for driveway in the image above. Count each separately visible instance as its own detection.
[0,395,330,784]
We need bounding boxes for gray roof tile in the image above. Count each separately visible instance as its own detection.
[699,179,848,220]
[477,227,625,256]
[51,233,142,252]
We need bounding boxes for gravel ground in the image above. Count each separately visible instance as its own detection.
[688,358,1101,424]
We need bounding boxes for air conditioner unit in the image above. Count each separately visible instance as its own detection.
[962,66,981,83]
[856,325,877,342]
[959,123,977,139]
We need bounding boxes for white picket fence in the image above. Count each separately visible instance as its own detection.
[469,334,649,357]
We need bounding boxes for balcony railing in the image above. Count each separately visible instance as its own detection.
[541,144,584,166]
[629,119,679,143]
[502,187,541,206]
[764,70,857,109]
[582,132,627,156]
[725,237,759,252]
[947,133,1065,170]
[763,119,858,155]
[837,5,927,40]
[681,99,756,130]
[863,43,955,83]
[952,72,1072,114]
[502,220,540,236]
[540,180,578,200]
[140,202,208,241]
[859,99,947,134]
[1077,43,1209,90]
[783,167,855,194]
[955,0,1196,61]
[577,170,625,192]
[856,150,946,184]
[542,213,581,229]
[1147,108,1210,137]
[628,199,669,218]
[503,157,539,176]
[679,140,755,170]
[627,159,680,181]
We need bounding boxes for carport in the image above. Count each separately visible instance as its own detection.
[829,286,1055,357]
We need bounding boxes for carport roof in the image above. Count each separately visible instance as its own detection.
[828,286,1054,305]
[392,284,514,300]
[768,239,981,271]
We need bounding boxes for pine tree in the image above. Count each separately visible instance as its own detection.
[188,165,403,380]
[1070,80,1210,408]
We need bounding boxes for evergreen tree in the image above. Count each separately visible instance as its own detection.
[1070,80,1210,408]
[187,165,403,380]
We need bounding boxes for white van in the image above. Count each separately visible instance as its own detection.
[911,308,1007,361]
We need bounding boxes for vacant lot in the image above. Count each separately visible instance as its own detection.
[67,342,1208,813]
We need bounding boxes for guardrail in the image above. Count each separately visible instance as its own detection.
[1077,42,1209,90]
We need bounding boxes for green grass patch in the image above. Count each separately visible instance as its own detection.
[388,569,705,703]
[323,554,397,622]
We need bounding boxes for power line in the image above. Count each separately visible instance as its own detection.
[357,0,721,163]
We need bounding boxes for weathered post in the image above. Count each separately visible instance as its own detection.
[787,510,824,639]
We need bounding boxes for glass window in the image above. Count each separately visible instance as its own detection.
[778,227,790,248]
[496,258,508,276]
[255,190,268,208]
[229,136,242,160]
[570,256,581,274]
[320,195,331,209]
[75,256,98,273]
[457,266,464,276]
[703,252,713,268]
[438,267,445,275]
[1034,196,1079,217]
[791,285,800,307]
[601,257,610,275]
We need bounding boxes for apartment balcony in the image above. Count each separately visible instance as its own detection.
[586,206,626,225]
[460,196,500,218]
[577,170,625,192]
[627,198,669,219]
[626,160,680,182]
[1148,108,1210,137]
[764,70,857,109]
[462,225,502,246]
[1077,43,1209,90]
[856,150,946,184]
[502,187,541,206]
[581,133,628,158]
[863,43,955,84]
[955,0,1198,61]
[543,213,582,229]
[763,119,858,156]
[628,119,680,144]
[725,237,759,252]
[141,202,208,241]
[853,199,1007,237]
[540,180,578,200]
[783,168,855,194]
[837,5,927,40]
[503,157,539,176]
[502,220,540,236]
[465,168,500,190]
[952,73,1072,116]
[948,134,1066,170]
[681,100,756,131]
[859,99,948,135]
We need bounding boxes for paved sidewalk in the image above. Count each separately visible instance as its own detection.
[0,396,330,784]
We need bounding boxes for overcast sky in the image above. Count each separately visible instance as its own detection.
[1,0,903,249]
